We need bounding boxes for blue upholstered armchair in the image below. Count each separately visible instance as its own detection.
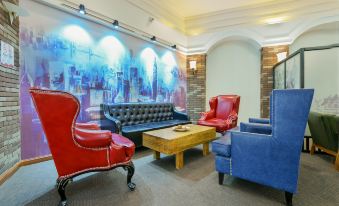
[212,89,314,206]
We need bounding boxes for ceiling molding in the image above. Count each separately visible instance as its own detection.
[126,0,186,33]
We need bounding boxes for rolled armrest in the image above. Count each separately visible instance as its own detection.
[199,110,215,121]
[249,118,270,124]
[75,122,100,130]
[74,128,112,148]
[173,110,190,121]
[240,122,272,135]
[103,111,122,133]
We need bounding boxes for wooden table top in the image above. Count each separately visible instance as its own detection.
[143,124,215,140]
[143,124,216,155]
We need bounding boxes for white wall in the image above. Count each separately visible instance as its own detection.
[206,40,261,124]
[290,21,339,53]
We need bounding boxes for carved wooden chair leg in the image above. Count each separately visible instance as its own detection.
[285,191,293,206]
[124,162,136,191]
[57,178,72,206]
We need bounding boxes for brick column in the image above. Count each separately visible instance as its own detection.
[0,0,21,175]
[261,45,289,118]
[186,54,206,123]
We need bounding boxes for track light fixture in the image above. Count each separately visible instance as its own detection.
[79,4,85,14]
[113,20,119,29]
[63,3,181,52]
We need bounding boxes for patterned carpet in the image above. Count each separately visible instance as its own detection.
[0,147,339,206]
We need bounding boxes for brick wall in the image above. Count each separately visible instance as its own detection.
[0,0,21,175]
[186,54,206,123]
[260,45,289,118]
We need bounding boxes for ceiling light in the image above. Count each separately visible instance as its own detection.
[79,4,86,15]
[265,17,286,25]
[113,20,119,29]
[151,36,156,42]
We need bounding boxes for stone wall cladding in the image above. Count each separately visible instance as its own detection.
[186,55,206,123]
[260,45,289,118]
[0,0,21,175]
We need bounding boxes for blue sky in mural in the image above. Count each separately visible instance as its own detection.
[19,0,187,159]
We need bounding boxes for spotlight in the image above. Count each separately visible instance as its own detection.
[171,45,177,49]
[79,4,86,14]
[113,20,119,29]
[151,36,156,42]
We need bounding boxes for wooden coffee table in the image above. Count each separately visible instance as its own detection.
[142,124,216,169]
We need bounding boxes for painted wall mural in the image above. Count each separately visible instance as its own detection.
[20,1,187,159]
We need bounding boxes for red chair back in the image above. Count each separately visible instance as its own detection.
[215,95,240,120]
[29,88,110,177]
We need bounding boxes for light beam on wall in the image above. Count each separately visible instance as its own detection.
[62,25,92,45]
[161,52,177,86]
[141,48,158,82]
[99,36,126,67]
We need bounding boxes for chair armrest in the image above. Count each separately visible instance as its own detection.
[199,110,215,121]
[74,128,112,148]
[75,122,100,130]
[249,118,270,124]
[103,110,122,133]
[240,122,272,135]
[173,110,190,121]
[226,111,238,127]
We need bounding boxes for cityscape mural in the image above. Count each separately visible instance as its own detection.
[20,1,187,159]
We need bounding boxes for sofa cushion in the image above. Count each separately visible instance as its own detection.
[212,135,231,157]
[122,119,191,134]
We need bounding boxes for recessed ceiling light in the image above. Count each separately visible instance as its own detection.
[265,17,286,25]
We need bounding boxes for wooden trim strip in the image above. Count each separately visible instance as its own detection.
[0,162,21,186]
[0,155,53,186]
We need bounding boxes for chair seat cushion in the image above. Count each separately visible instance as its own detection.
[198,118,231,132]
[122,120,191,134]
[212,135,231,157]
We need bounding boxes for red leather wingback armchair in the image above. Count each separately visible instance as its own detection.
[29,88,136,206]
[198,95,240,134]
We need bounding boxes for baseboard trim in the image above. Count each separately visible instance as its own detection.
[0,155,53,185]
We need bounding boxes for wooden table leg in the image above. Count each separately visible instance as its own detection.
[153,151,160,160]
[203,142,210,156]
[176,152,184,169]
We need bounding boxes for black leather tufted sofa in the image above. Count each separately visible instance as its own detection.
[98,103,191,147]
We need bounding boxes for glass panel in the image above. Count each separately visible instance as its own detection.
[304,48,339,115]
[285,53,301,89]
[274,63,285,89]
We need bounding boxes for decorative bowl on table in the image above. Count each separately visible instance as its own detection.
[173,125,190,132]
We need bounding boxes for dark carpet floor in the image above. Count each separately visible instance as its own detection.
[1,146,339,206]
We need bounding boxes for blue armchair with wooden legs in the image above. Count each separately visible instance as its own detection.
[212,89,314,206]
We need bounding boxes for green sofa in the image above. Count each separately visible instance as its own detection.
[308,112,339,171]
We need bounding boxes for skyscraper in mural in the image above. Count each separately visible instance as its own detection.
[152,58,158,101]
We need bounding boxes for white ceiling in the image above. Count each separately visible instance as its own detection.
[143,0,276,18]
[41,0,339,53]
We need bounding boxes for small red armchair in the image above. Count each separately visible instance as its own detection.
[29,88,136,206]
[198,95,240,134]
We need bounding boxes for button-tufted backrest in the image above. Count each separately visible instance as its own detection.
[102,103,175,126]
